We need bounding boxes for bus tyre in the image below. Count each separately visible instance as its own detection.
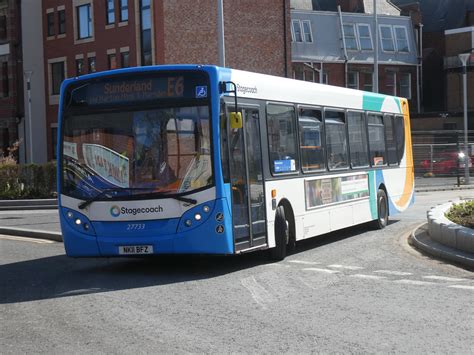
[373,189,388,229]
[270,206,288,261]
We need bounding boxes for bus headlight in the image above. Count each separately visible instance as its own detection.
[62,208,96,236]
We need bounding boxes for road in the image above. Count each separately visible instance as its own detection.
[1,190,473,353]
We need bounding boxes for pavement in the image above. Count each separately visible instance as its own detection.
[0,182,473,269]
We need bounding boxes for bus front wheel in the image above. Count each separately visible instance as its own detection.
[372,188,388,229]
[270,206,289,261]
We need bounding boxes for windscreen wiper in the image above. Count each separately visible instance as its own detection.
[78,188,197,210]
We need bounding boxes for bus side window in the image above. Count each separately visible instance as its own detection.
[368,113,386,166]
[267,104,299,174]
[325,110,349,170]
[298,107,324,172]
[347,111,369,167]
[394,115,405,163]
[384,114,398,165]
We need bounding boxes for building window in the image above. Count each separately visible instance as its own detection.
[120,0,128,22]
[380,25,395,52]
[363,72,373,92]
[0,15,6,40]
[121,51,130,67]
[108,54,117,69]
[302,20,313,43]
[75,58,84,76]
[343,24,358,50]
[347,72,359,89]
[140,0,152,65]
[322,72,328,84]
[106,0,115,24]
[291,20,302,42]
[88,56,96,72]
[394,26,409,52]
[1,61,8,97]
[51,62,65,95]
[385,71,396,95]
[399,72,411,98]
[77,4,92,39]
[58,10,66,35]
[357,24,373,50]
[47,12,55,37]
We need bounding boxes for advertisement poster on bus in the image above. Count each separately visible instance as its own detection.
[82,143,130,188]
[305,173,369,209]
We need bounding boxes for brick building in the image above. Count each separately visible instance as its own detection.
[42,0,291,160]
[0,0,22,158]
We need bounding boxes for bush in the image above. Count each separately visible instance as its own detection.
[0,163,57,199]
[445,200,474,229]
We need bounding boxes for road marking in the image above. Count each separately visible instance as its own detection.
[287,260,321,265]
[350,274,387,280]
[0,235,55,244]
[241,276,275,309]
[328,264,364,270]
[423,276,470,282]
[374,270,413,276]
[448,285,474,291]
[302,268,340,274]
[394,279,438,286]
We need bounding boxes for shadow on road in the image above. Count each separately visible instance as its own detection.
[0,220,399,304]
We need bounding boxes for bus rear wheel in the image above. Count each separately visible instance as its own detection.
[372,188,388,229]
[269,206,289,261]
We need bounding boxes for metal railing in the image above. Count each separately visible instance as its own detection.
[412,130,474,187]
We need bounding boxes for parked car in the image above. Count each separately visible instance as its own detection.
[420,151,473,176]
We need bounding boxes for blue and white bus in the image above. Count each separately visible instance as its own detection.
[58,65,414,260]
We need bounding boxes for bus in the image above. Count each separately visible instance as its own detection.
[58,65,414,260]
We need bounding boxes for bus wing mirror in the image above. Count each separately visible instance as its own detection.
[230,112,243,129]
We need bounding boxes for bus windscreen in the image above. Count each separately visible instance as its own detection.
[61,72,213,201]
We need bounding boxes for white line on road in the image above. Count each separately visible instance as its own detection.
[423,276,470,282]
[394,279,439,286]
[374,270,413,276]
[0,235,56,244]
[350,274,387,280]
[241,276,276,309]
[287,260,321,265]
[328,264,364,270]
[302,268,340,274]
[448,285,474,291]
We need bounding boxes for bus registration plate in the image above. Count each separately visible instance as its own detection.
[118,245,153,255]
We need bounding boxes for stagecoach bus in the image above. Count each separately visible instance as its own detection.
[58,65,414,259]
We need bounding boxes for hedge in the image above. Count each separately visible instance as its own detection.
[0,162,57,199]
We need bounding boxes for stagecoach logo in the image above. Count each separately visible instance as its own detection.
[110,205,121,217]
[236,84,258,95]
[109,205,164,217]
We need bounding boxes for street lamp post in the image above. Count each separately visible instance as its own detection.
[217,0,225,67]
[458,53,470,184]
[23,70,34,164]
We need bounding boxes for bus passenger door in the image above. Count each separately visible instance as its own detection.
[227,106,267,252]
